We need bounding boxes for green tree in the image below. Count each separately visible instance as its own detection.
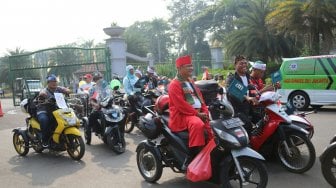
[267,0,336,55]
[225,0,298,62]
[124,19,173,64]
[167,0,210,56]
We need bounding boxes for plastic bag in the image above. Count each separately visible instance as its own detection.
[186,138,216,182]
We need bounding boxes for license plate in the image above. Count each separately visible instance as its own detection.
[222,117,244,129]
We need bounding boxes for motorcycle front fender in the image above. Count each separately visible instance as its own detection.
[104,126,118,136]
[136,140,162,161]
[282,123,309,136]
[231,147,265,161]
[12,127,29,142]
[320,142,336,162]
[64,127,81,136]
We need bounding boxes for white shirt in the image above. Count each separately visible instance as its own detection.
[184,82,202,109]
[240,76,248,87]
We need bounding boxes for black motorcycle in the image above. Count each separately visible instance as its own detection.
[83,95,127,154]
[320,134,336,187]
[124,77,163,133]
[136,81,268,187]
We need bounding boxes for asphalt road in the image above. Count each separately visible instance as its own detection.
[0,98,334,188]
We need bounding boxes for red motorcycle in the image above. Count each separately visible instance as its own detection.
[249,91,316,173]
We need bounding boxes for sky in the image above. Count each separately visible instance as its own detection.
[0,0,170,56]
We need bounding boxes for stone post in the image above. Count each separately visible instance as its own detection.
[210,47,224,69]
[104,26,127,77]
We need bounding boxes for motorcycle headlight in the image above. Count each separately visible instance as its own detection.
[64,117,77,125]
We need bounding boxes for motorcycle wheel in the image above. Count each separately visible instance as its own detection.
[83,120,91,145]
[124,114,135,133]
[66,134,85,160]
[277,132,316,173]
[220,156,268,188]
[106,131,126,154]
[321,147,336,187]
[136,146,163,183]
[13,132,29,156]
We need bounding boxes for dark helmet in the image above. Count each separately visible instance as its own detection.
[155,95,169,114]
[92,72,103,82]
[138,115,162,139]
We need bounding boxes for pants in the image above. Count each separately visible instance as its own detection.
[185,116,207,147]
[37,112,50,143]
[87,110,105,135]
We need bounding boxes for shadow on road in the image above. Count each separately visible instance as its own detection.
[8,152,85,186]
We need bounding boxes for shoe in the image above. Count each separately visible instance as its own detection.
[86,139,91,145]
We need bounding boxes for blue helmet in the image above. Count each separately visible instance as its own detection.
[46,74,57,82]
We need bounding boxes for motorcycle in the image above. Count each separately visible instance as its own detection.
[320,134,336,187]
[249,90,316,173]
[124,77,163,133]
[282,101,315,138]
[13,94,85,160]
[136,81,268,187]
[83,87,127,154]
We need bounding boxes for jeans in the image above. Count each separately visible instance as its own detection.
[37,112,50,143]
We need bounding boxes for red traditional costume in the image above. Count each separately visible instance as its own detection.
[168,55,213,147]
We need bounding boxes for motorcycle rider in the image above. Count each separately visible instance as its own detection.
[123,65,138,96]
[249,60,282,124]
[85,72,111,145]
[37,74,70,147]
[139,66,158,90]
[78,73,94,94]
[226,55,259,134]
[168,55,214,170]
[250,61,280,94]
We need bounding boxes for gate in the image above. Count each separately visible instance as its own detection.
[9,47,110,106]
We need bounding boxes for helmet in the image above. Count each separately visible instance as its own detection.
[46,74,57,82]
[155,95,169,114]
[20,99,28,113]
[138,114,162,139]
[92,72,103,82]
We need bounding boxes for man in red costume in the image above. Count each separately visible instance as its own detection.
[168,55,213,170]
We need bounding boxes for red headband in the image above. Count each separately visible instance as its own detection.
[176,55,192,68]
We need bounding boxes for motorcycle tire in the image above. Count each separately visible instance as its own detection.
[321,147,336,187]
[124,114,135,133]
[106,131,126,154]
[13,132,29,156]
[83,120,91,145]
[220,156,268,188]
[136,145,163,183]
[66,134,85,161]
[276,132,316,173]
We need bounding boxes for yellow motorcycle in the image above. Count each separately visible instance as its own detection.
[13,95,85,160]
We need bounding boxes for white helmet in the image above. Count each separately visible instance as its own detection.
[20,99,28,113]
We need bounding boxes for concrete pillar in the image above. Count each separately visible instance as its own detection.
[210,47,224,69]
[104,26,127,77]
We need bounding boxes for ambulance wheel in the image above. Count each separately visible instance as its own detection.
[289,91,310,111]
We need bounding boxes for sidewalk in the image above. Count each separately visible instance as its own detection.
[0,98,24,130]
[0,98,18,112]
